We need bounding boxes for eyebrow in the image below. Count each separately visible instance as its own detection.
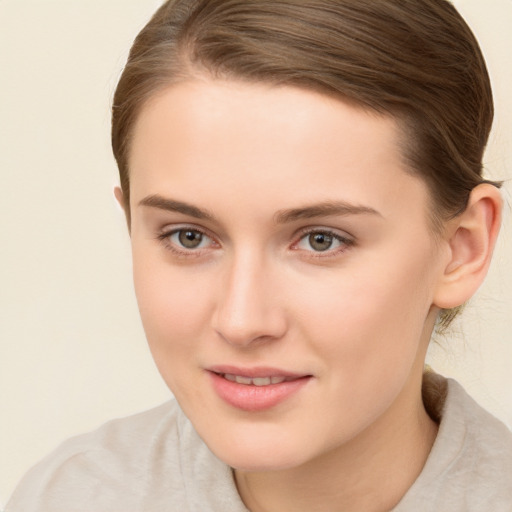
[139,194,381,223]
[139,195,215,221]
[274,201,381,224]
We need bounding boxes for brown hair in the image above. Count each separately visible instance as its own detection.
[112,0,500,326]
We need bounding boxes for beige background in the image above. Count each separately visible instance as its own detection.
[0,0,511,504]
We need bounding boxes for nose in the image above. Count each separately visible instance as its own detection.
[211,251,288,347]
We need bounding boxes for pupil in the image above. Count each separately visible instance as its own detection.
[309,232,333,251]
[179,230,202,248]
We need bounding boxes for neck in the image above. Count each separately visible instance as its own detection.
[235,372,438,512]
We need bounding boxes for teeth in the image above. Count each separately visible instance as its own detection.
[223,374,288,386]
[235,375,253,385]
[252,377,271,386]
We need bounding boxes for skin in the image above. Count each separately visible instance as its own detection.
[121,78,501,512]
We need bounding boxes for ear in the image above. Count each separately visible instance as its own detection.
[114,186,131,231]
[433,183,502,309]
[114,186,125,210]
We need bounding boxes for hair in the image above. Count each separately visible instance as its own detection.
[111,0,501,327]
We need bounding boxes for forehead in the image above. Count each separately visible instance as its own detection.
[129,79,430,223]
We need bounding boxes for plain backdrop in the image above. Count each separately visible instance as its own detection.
[1,0,511,504]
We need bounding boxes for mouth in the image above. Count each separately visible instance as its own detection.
[216,373,298,386]
[207,367,312,412]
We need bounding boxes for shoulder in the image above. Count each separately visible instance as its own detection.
[443,379,512,502]
[7,401,185,511]
[7,400,246,512]
[396,376,512,511]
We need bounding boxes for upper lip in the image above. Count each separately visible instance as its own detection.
[207,365,310,379]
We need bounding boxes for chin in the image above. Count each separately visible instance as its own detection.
[199,422,315,472]
[217,446,306,472]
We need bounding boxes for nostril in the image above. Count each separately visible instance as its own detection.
[214,328,284,348]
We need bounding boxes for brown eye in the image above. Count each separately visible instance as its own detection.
[177,230,204,249]
[294,229,352,256]
[308,232,334,252]
[159,227,216,255]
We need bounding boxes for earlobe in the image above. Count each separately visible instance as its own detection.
[433,183,502,309]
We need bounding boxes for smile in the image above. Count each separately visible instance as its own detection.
[208,368,312,412]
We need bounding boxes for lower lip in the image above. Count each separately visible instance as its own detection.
[208,372,311,412]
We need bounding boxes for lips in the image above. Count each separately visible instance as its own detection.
[207,366,312,412]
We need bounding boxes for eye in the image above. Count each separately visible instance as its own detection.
[305,232,336,252]
[294,229,353,254]
[158,227,216,254]
[172,229,208,249]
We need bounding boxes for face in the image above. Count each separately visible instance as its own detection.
[128,79,445,471]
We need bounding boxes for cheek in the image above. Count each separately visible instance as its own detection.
[132,250,214,359]
[301,264,429,334]
[295,243,436,373]
[132,257,218,408]
[288,252,435,437]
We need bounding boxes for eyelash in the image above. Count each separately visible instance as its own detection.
[156,226,354,259]
[156,226,216,258]
[292,228,354,258]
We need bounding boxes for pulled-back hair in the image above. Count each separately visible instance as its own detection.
[112,0,500,326]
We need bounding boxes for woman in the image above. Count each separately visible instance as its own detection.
[7,1,512,510]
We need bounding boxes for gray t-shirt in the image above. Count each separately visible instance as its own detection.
[6,376,512,511]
